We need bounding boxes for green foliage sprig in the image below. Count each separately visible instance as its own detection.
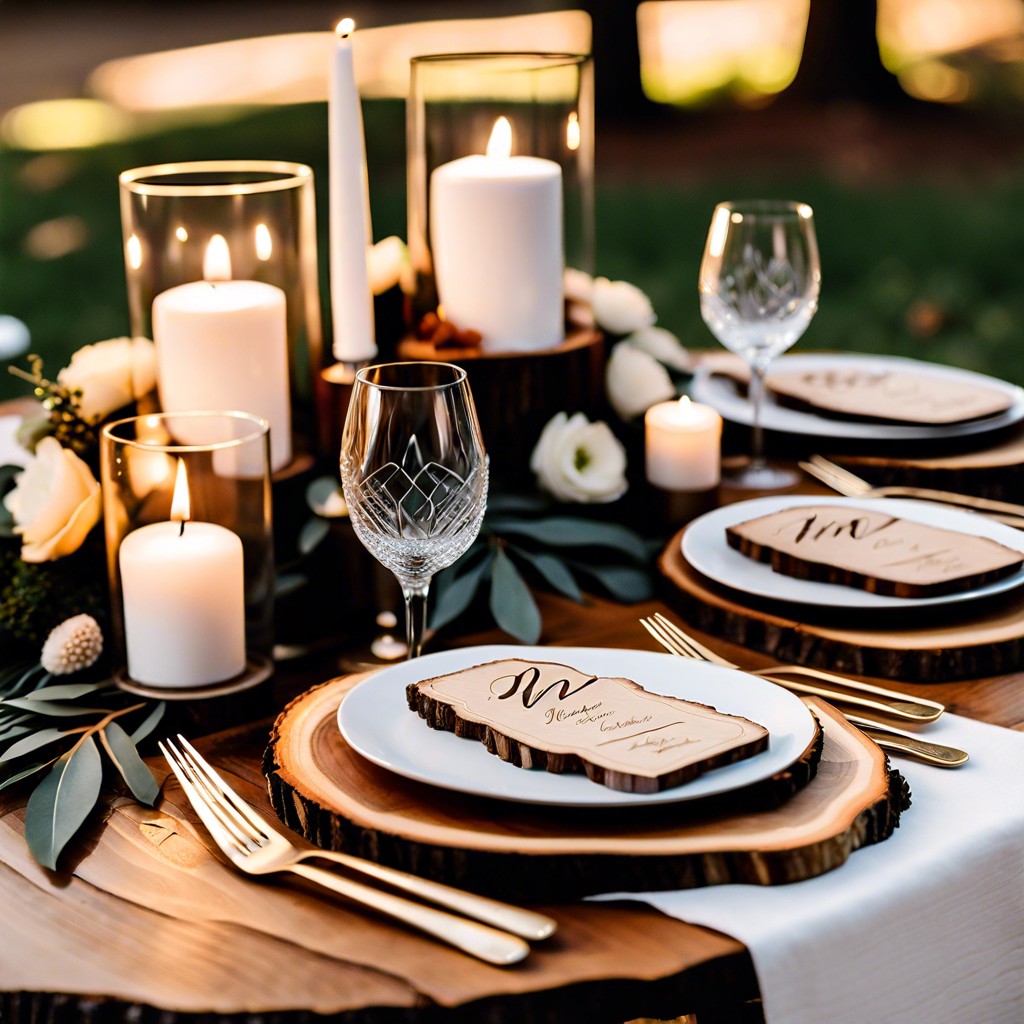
[429,493,655,644]
[0,661,164,869]
[7,354,96,461]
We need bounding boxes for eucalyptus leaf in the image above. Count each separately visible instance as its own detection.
[0,698,108,717]
[298,516,330,556]
[571,561,654,602]
[0,724,33,744]
[101,721,159,806]
[489,548,542,644]
[429,550,495,632]
[488,517,648,562]
[23,682,108,702]
[274,573,308,598]
[0,665,46,698]
[25,736,103,870]
[130,701,166,745]
[306,476,344,515]
[0,726,76,763]
[510,546,583,603]
[0,758,57,793]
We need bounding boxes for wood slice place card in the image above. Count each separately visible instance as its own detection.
[407,658,768,794]
[766,368,1014,425]
[726,504,1024,598]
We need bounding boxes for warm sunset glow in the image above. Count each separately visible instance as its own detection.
[566,111,581,151]
[486,116,513,158]
[170,459,191,523]
[203,234,232,281]
[126,233,143,270]
[255,223,273,261]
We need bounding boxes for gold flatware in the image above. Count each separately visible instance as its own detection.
[801,455,1024,528]
[842,713,969,768]
[161,735,553,965]
[640,613,944,723]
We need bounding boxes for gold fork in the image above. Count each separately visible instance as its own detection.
[160,735,554,965]
[639,613,943,722]
[640,617,968,767]
[801,455,1024,527]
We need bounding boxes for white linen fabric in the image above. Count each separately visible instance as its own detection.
[594,713,1024,1024]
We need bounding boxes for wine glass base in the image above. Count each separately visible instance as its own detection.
[721,460,802,492]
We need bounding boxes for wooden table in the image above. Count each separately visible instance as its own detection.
[2,581,1021,1024]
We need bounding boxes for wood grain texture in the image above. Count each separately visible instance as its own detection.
[660,527,1024,682]
[265,676,904,901]
[0,720,761,1024]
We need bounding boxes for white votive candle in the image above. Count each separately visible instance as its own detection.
[119,461,245,688]
[152,235,291,471]
[430,117,563,353]
[645,396,722,491]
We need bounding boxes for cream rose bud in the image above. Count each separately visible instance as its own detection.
[591,277,656,336]
[3,437,101,562]
[606,342,675,421]
[57,336,157,423]
[368,235,410,295]
[625,325,692,373]
[530,411,628,504]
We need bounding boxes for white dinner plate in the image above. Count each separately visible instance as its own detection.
[683,495,1024,611]
[691,353,1024,441]
[337,645,816,808]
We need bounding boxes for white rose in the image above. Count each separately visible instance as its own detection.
[591,277,656,336]
[624,325,692,372]
[3,437,101,562]
[530,411,628,504]
[367,235,411,295]
[606,342,675,421]
[57,336,157,423]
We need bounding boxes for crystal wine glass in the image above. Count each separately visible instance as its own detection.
[699,200,821,489]
[340,362,488,659]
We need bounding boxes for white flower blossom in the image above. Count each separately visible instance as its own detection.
[3,437,101,562]
[57,336,157,423]
[563,267,594,305]
[368,236,411,295]
[530,412,628,504]
[41,614,103,674]
[591,277,656,335]
[624,325,692,372]
[605,342,675,421]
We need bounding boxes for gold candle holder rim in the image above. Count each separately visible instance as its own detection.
[411,52,589,67]
[119,159,313,198]
[101,410,270,454]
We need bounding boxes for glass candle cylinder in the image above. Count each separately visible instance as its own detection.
[407,52,594,353]
[119,161,323,473]
[100,412,274,698]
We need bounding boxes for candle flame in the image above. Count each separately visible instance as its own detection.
[170,458,191,525]
[126,233,142,270]
[677,395,692,411]
[203,234,232,281]
[566,111,580,151]
[255,222,273,261]
[486,116,513,159]
[336,17,355,38]
[175,225,189,242]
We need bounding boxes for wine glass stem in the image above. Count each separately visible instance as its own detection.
[748,363,768,471]
[402,582,430,659]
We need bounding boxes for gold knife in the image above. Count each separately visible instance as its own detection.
[756,671,943,722]
[843,713,969,767]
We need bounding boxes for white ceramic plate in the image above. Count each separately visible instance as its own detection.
[337,645,816,808]
[683,495,1024,611]
[691,353,1024,441]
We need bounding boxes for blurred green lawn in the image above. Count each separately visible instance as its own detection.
[2,100,1023,400]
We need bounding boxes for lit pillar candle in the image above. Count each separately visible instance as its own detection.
[152,235,291,471]
[329,17,376,363]
[119,460,246,688]
[645,396,723,491]
[430,117,563,353]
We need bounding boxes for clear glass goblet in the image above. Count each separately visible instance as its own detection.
[340,362,488,659]
[699,199,821,489]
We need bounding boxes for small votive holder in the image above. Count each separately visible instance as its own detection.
[119,161,324,473]
[645,397,723,526]
[100,412,274,699]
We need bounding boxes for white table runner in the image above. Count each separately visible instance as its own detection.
[596,713,1024,1024]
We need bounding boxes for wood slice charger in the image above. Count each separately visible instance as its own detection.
[264,672,909,902]
[396,328,605,486]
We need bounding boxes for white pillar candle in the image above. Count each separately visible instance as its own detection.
[430,117,563,353]
[152,235,291,471]
[119,461,245,688]
[645,396,723,491]
[329,17,376,363]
